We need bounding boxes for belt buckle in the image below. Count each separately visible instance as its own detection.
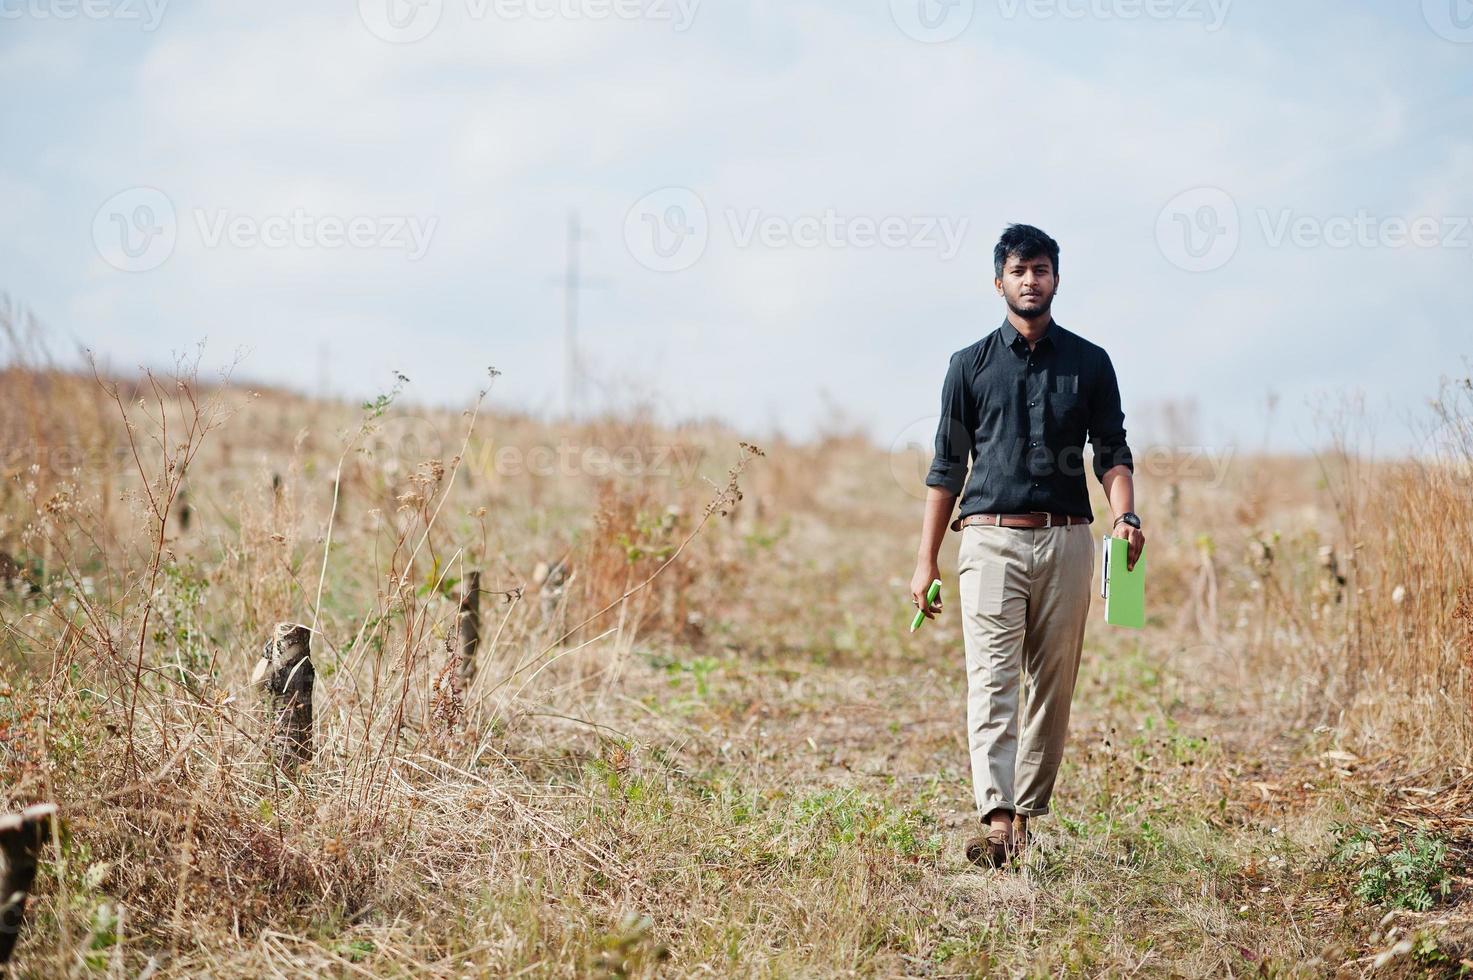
[1029,511,1053,528]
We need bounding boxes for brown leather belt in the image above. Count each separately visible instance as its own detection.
[951,512,1091,532]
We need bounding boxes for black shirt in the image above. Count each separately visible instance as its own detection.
[925,319,1133,521]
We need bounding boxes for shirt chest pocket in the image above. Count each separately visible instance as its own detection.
[1049,373,1084,427]
[1048,391,1086,431]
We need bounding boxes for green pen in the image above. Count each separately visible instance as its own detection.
[910,579,942,632]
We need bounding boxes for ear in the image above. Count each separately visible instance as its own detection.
[993,276,1004,296]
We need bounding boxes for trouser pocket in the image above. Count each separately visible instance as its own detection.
[962,527,1007,616]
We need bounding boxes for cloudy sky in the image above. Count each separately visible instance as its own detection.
[2,0,1469,455]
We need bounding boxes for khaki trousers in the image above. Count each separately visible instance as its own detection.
[957,522,1094,818]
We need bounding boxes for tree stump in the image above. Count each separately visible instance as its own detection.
[534,559,571,631]
[456,572,482,689]
[0,802,58,968]
[251,623,314,770]
[175,486,191,533]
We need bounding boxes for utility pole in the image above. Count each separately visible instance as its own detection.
[555,211,608,419]
[317,340,330,398]
[563,211,583,419]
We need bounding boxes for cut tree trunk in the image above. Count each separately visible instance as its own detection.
[456,571,482,689]
[251,623,314,770]
[0,802,58,968]
[175,486,191,533]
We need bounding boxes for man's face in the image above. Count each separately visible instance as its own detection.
[995,252,1057,319]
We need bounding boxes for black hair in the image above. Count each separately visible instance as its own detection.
[993,224,1060,279]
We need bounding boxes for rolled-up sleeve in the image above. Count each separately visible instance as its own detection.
[1088,351,1133,482]
[925,352,973,496]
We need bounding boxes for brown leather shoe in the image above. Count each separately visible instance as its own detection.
[1012,814,1031,859]
[963,827,1012,868]
[964,811,1016,868]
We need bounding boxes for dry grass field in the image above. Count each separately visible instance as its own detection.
[2,324,1472,976]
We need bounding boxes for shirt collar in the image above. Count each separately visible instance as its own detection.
[998,318,1056,353]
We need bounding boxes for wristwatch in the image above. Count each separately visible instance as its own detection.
[1113,512,1142,530]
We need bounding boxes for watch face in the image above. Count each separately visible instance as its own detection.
[1124,513,1142,529]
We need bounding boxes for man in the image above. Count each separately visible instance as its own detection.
[909,224,1145,868]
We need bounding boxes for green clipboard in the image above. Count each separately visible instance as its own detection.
[1100,536,1145,628]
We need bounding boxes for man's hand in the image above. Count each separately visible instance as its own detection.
[1113,521,1145,571]
[910,563,943,621]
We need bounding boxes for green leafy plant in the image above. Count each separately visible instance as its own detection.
[361,371,410,419]
[1334,826,1452,911]
[793,790,941,858]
